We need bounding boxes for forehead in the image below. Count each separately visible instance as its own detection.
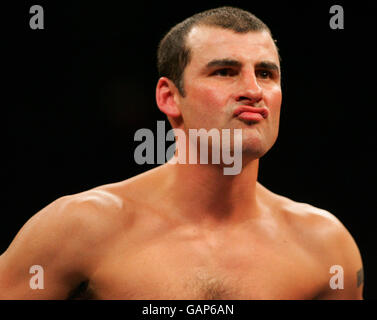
[185,26,280,68]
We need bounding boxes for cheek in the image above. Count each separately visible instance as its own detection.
[265,88,282,118]
[266,89,282,142]
[186,83,228,113]
[180,85,229,129]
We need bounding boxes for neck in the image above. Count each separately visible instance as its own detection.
[163,158,260,226]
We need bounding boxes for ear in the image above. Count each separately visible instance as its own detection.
[156,77,182,118]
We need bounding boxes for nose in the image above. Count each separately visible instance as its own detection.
[236,70,263,104]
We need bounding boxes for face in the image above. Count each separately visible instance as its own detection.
[176,26,282,160]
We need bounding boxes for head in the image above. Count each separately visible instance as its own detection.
[156,7,282,161]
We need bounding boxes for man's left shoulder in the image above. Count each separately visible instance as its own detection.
[281,199,345,236]
[280,197,357,253]
[259,184,346,234]
[282,199,354,246]
[279,197,364,298]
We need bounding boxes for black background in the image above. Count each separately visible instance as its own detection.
[3,1,377,299]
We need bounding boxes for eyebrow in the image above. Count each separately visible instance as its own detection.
[206,59,242,69]
[205,58,280,74]
[255,61,280,74]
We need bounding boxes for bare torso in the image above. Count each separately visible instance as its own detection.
[0,165,362,300]
[66,169,331,299]
[77,214,326,299]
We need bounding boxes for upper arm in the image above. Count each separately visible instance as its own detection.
[311,210,364,300]
[0,193,115,299]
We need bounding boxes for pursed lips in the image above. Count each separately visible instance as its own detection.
[233,105,269,122]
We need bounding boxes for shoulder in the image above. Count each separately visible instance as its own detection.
[273,193,364,298]
[0,185,130,298]
[258,184,344,235]
[39,185,129,246]
[2,184,130,263]
[278,195,343,237]
[55,187,126,225]
[278,195,359,256]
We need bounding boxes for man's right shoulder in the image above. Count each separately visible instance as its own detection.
[0,187,131,299]
[37,187,129,243]
[3,186,132,260]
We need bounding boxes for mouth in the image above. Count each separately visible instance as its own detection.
[233,105,269,123]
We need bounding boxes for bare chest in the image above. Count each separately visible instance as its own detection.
[83,233,325,299]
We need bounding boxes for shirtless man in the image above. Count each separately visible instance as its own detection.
[0,7,364,299]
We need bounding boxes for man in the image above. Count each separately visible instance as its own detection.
[0,7,363,299]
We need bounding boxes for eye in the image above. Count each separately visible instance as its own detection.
[256,69,273,79]
[212,68,238,77]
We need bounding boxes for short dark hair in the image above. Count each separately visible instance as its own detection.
[157,6,276,96]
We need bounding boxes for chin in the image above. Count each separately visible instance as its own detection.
[240,135,277,161]
[241,145,269,161]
